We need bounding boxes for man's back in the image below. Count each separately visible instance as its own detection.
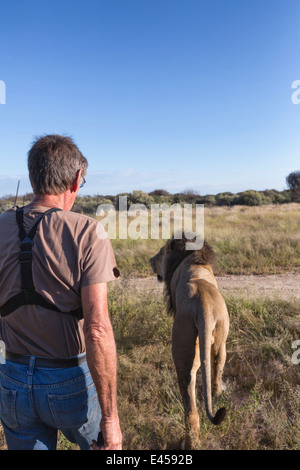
[0,204,118,358]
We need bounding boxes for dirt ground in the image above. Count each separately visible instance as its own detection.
[218,272,300,300]
[120,273,300,301]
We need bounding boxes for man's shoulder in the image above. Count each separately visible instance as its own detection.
[58,210,107,239]
[0,206,105,239]
[0,206,96,223]
[60,210,98,225]
[0,206,17,221]
[56,210,101,233]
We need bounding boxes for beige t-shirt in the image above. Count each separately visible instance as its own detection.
[0,205,119,358]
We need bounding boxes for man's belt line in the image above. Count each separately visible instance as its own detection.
[5,351,87,368]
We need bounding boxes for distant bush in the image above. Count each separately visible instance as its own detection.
[73,195,115,214]
[0,187,296,216]
[234,190,264,206]
[148,189,170,197]
[215,192,236,206]
[130,190,155,207]
[276,190,292,204]
[199,194,217,206]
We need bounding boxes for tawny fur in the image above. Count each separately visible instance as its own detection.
[150,233,229,449]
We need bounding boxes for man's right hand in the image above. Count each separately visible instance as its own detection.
[82,283,122,451]
[91,417,122,450]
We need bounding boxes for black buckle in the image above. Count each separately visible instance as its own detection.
[19,236,33,263]
[19,251,32,263]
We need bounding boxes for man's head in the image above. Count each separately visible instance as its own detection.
[27,134,88,195]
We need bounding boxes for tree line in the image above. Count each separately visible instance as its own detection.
[70,187,296,214]
[1,171,299,215]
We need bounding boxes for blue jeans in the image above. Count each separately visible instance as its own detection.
[0,354,101,450]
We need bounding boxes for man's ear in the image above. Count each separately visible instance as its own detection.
[71,170,82,193]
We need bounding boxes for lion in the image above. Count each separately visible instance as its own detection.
[149,233,229,449]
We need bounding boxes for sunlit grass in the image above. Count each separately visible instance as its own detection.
[107,283,300,450]
[106,204,300,276]
[1,203,299,450]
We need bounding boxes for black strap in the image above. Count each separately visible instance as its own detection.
[0,290,82,319]
[16,207,60,241]
[0,207,83,319]
[16,207,60,292]
[16,208,27,240]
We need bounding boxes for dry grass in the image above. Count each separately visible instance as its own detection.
[108,283,300,450]
[110,204,300,276]
[1,203,300,450]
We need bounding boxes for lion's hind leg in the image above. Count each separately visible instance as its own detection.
[211,322,228,398]
[172,315,200,449]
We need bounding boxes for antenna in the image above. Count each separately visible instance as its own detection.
[14,180,20,206]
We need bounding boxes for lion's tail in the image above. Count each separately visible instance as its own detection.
[198,320,226,426]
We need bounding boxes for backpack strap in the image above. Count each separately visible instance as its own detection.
[0,207,83,319]
[16,207,60,293]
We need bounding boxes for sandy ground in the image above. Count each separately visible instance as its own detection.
[217,272,300,300]
[119,273,300,301]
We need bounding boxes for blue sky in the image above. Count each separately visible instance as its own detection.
[0,0,300,197]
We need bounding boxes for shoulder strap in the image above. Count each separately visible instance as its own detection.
[28,207,61,240]
[17,207,62,291]
[16,207,26,240]
[16,206,61,242]
[0,206,83,319]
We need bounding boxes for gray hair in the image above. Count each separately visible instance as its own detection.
[27,134,88,195]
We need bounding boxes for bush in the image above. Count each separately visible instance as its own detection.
[199,194,217,206]
[215,192,236,206]
[149,189,170,197]
[0,187,298,216]
[234,190,263,206]
[130,190,155,208]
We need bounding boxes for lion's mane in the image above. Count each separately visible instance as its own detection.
[164,234,216,314]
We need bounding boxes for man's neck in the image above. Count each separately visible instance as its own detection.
[28,193,74,211]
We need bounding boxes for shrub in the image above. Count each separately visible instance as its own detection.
[234,190,263,206]
[215,192,236,206]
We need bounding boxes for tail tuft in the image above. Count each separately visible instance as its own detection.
[212,407,226,425]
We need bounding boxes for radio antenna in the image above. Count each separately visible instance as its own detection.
[14,180,20,206]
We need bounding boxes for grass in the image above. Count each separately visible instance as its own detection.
[1,203,300,450]
[107,284,300,450]
[109,203,300,276]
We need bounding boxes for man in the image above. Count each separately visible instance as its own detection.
[0,135,122,450]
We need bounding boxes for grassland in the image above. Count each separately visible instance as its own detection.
[111,203,300,277]
[1,203,300,450]
[108,283,300,450]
